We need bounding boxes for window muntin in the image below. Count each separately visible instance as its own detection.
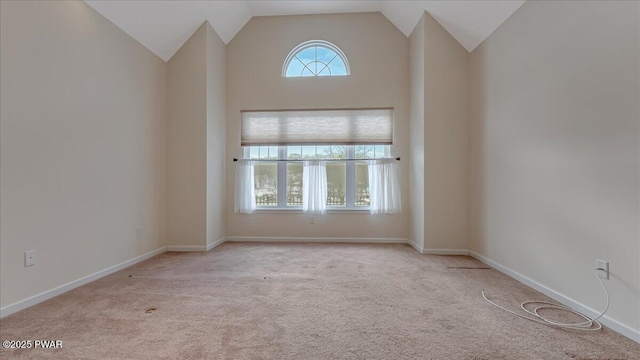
[246,145,389,209]
[283,40,350,77]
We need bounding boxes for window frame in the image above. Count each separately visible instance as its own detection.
[282,40,351,78]
[245,145,390,211]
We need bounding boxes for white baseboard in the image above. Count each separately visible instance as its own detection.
[207,237,226,251]
[469,250,640,343]
[423,249,469,255]
[166,245,209,252]
[405,241,468,256]
[166,237,227,252]
[225,236,410,244]
[407,240,424,254]
[0,247,166,318]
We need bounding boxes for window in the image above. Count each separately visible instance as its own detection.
[283,40,350,77]
[238,108,396,213]
[245,145,390,209]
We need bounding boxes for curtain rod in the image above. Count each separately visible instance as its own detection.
[233,157,400,162]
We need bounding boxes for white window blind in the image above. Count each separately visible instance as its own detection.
[241,108,393,146]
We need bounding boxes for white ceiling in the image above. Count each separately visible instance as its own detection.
[84,0,526,62]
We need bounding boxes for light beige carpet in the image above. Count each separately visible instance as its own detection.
[1,242,638,359]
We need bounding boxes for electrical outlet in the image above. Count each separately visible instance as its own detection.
[310,217,315,224]
[596,259,609,280]
[25,250,36,267]
[136,227,142,241]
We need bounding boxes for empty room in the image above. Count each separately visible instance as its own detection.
[1,0,639,358]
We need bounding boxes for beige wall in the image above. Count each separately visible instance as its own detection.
[409,12,470,252]
[0,1,168,306]
[225,13,410,240]
[470,0,640,332]
[168,22,227,248]
[206,24,227,246]
[409,16,426,250]
[168,24,208,247]
[423,12,470,251]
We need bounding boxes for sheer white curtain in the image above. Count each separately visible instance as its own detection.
[303,161,327,214]
[234,159,256,214]
[368,159,401,215]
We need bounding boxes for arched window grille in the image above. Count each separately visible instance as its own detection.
[282,40,350,77]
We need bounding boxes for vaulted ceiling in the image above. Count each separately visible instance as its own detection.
[84,0,526,62]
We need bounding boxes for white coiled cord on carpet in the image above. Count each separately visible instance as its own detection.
[482,269,609,331]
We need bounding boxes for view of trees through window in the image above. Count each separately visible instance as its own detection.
[254,163,278,206]
[248,145,389,208]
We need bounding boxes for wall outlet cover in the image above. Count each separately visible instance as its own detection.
[596,259,609,280]
[25,250,36,267]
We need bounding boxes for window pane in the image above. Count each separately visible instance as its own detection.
[266,146,279,159]
[258,146,268,159]
[249,147,260,159]
[296,47,316,65]
[254,163,278,206]
[315,146,331,159]
[327,58,347,76]
[286,163,303,206]
[327,163,346,206]
[316,47,336,63]
[355,163,370,206]
[247,146,284,160]
[301,67,314,77]
[318,66,331,76]
[374,145,387,158]
[286,58,305,77]
[354,145,390,159]
[330,146,346,159]
[355,145,375,159]
[301,146,316,159]
[263,147,271,158]
[287,146,302,159]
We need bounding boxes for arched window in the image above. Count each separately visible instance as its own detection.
[282,40,350,77]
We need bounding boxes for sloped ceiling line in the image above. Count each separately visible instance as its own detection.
[84,1,525,62]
